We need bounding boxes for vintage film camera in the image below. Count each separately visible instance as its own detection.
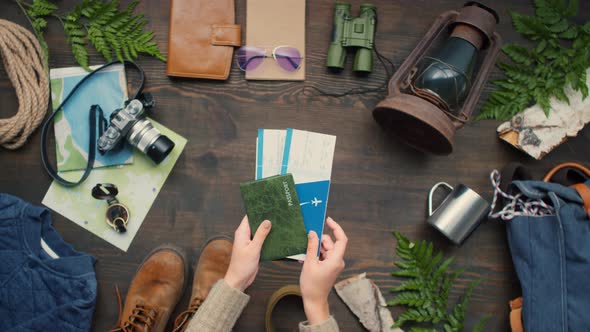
[97,94,175,164]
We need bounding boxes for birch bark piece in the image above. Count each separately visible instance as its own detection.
[334,273,403,332]
[497,68,590,160]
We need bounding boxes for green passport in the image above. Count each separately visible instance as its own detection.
[240,174,307,261]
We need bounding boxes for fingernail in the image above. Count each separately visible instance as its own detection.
[262,220,271,229]
[308,231,316,238]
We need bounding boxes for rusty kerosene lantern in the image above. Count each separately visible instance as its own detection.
[373,2,501,155]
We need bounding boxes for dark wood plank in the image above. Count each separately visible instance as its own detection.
[1,0,590,331]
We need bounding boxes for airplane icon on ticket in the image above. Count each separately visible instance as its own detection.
[301,197,323,207]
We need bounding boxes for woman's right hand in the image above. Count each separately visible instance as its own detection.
[299,217,348,325]
[224,216,272,292]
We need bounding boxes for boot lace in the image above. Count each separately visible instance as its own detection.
[172,297,204,332]
[109,286,158,332]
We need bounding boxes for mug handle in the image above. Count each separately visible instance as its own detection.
[428,182,454,216]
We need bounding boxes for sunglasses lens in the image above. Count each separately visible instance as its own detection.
[237,46,265,71]
[274,47,302,72]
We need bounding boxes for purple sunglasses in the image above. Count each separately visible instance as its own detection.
[237,46,303,72]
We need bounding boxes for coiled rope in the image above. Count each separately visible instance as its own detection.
[0,19,49,150]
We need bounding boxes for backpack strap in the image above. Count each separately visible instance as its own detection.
[572,183,590,217]
[543,162,590,182]
[544,163,590,217]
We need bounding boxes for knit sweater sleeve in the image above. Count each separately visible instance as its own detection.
[185,279,250,332]
[299,316,340,332]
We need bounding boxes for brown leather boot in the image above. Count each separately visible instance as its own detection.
[111,245,188,332]
[172,236,233,332]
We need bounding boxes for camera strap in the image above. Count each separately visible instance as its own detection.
[41,60,146,187]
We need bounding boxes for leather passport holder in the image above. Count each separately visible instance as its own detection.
[240,174,308,261]
[245,0,306,80]
[167,0,241,79]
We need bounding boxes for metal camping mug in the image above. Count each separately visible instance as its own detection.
[427,182,490,245]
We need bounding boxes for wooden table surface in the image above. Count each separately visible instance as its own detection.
[2,0,590,331]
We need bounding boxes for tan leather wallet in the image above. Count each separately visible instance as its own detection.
[166,0,241,79]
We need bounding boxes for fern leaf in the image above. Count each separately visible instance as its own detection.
[394,308,438,328]
[480,0,589,121]
[578,71,589,98]
[409,328,439,332]
[492,80,524,92]
[88,27,112,61]
[27,0,58,17]
[424,251,443,275]
[497,62,534,83]
[23,0,58,58]
[389,232,485,330]
[71,43,89,70]
[432,257,454,282]
[392,268,419,278]
[55,0,165,69]
[63,15,89,70]
[445,281,479,332]
[533,88,552,115]
[564,0,580,17]
[511,12,547,37]
[392,279,424,292]
[535,39,547,52]
[472,315,491,332]
[31,18,47,31]
[388,291,429,308]
[502,44,532,65]
[548,19,570,33]
[560,26,578,39]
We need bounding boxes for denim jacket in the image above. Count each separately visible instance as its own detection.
[0,194,97,331]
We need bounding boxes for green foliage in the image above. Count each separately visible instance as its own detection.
[471,316,491,332]
[388,232,487,332]
[25,0,56,33]
[15,0,165,70]
[478,0,590,120]
[21,0,57,56]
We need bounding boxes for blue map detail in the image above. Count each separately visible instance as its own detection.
[296,180,330,254]
[61,71,133,169]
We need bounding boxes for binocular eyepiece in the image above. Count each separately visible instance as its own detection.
[326,2,377,73]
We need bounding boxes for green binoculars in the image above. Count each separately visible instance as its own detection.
[326,2,376,73]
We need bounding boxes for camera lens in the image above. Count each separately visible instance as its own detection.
[126,119,175,164]
[147,135,175,164]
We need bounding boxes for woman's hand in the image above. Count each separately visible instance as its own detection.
[300,217,348,325]
[224,216,272,292]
